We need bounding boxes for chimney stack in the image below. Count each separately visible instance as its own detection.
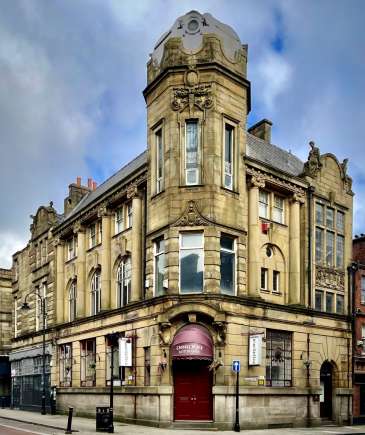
[87,178,93,189]
[76,176,81,186]
[92,181,97,190]
[248,119,273,143]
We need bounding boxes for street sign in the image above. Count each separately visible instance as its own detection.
[232,360,240,373]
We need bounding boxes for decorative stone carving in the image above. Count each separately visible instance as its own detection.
[73,221,85,234]
[87,251,100,270]
[115,237,129,257]
[340,158,353,195]
[126,183,140,200]
[291,192,305,204]
[246,166,306,197]
[159,322,172,345]
[249,174,265,189]
[171,83,214,115]
[213,321,227,345]
[97,203,112,218]
[173,200,211,227]
[315,265,345,291]
[302,141,322,178]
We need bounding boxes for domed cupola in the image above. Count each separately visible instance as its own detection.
[147,10,247,84]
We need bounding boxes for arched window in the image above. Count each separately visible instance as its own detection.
[69,280,77,322]
[91,269,101,315]
[117,257,131,307]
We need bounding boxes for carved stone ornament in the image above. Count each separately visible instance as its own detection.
[126,183,139,200]
[302,141,323,178]
[340,158,353,195]
[173,200,211,227]
[73,221,85,234]
[291,192,305,204]
[115,237,129,257]
[213,321,227,345]
[171,84,214,114]
[249,174,265,189]
[159,322,172,345]
[97,203,112,218]
[315,265,345,291]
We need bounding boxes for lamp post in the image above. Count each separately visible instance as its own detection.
[106,332,120,433]
[21,289,47,415]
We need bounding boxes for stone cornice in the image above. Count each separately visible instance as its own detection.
[246,166,306,196]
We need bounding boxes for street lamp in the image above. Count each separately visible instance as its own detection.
[21,289,47,415]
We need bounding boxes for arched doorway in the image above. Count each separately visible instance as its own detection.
[320,361,333,419]
[172,324,213,421]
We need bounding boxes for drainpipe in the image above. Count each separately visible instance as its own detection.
[306,333,311,427]
[349,262,358,424]
[307,186,315,308]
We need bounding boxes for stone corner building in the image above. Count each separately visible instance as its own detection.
[11,11,353,429]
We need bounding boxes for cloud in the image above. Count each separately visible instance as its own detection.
[0,0,364,268]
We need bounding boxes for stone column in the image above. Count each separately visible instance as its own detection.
[55,238,65,323]
[128,184,143,303]
[98,204,112,311]
[289,193,304,305]
[75,222,86,318]
[248,175,265,298]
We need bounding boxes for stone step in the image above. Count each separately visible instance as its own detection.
[170,421,218,431]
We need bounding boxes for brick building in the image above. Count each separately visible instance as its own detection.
[11,10,354,429]
[352,235,365,423]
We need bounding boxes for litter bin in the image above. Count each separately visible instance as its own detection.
[96,406,113,433]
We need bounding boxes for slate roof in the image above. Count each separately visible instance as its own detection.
[62,151,147,223]
[59,133,303,226]
[246,133,304,177]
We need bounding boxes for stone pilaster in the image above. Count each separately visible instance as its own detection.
[289,193,304,305]
[248,175,265,298]
[98,204,112,310]
[55,238,65,323]
[74,222,86,318]
[128,184,143,303]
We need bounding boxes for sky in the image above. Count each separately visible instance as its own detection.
[0,0,364,268]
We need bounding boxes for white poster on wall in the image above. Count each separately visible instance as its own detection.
[119,337,132,367]
[249,334,262,366]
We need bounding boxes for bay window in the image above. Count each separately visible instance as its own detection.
[180,232,204,293]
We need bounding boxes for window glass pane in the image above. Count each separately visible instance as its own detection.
[259,191,269,219]
[224,124,233,189]
[221,235,234,251]
[315,290,323,311]
[362,325,365,339]
[336,294,344,314]
[325,292,334,313]
[181,233,203,248]
[336,211,344,232]
[180,233,203,293]
[155,239,165,296]
[266,330,292,387]
[261,268,268,289]
[316,203,324,225]
[156,129,163,192]
[326,231,334,267]
[315,228,323,264]
[273,271,280,292]
[361,277,365,304]
[186,121,198,168]
[273,196,284,224]
[326,208,334,229]
[336,235,344,268]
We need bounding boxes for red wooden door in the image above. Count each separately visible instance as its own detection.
[174,360,213,421]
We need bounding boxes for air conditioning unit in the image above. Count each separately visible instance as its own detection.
[357,340,364,347]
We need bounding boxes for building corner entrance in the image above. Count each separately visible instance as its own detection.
[171,324,213,421]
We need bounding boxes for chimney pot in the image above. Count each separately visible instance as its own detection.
[76,176,81,186]
[87,178,92,189]
[92,181,97,190]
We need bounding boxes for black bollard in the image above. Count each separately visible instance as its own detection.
[65,407,73,434]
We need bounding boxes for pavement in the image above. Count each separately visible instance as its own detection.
[1,409,365,435]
